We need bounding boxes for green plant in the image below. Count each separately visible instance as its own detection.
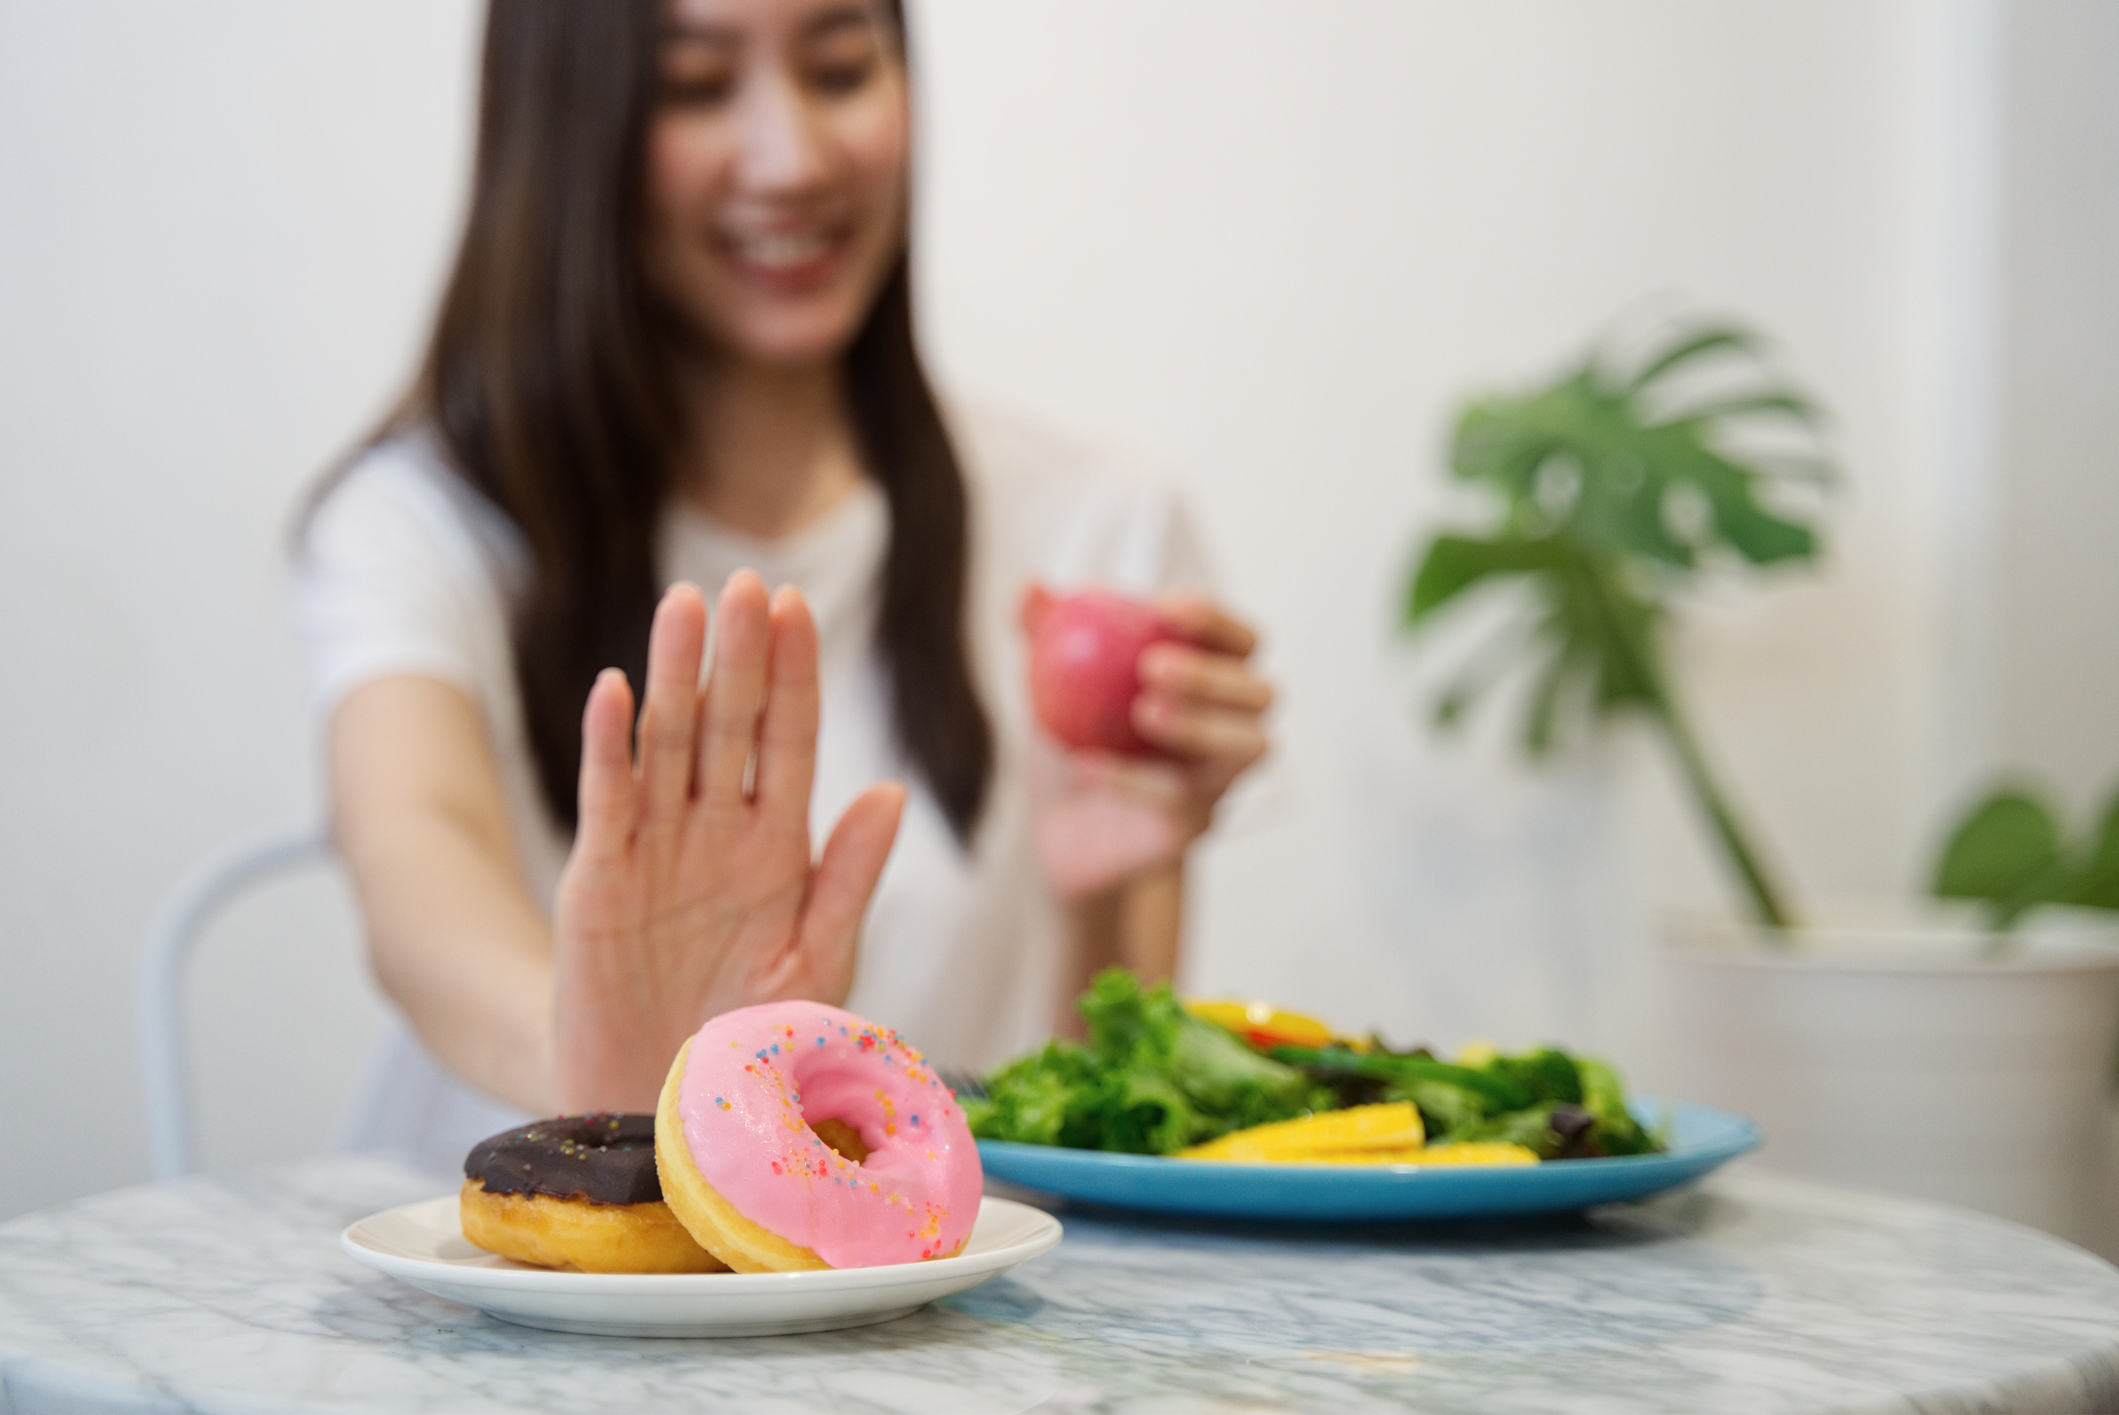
[1403,320,1833,930]
[1933,782,2119,929]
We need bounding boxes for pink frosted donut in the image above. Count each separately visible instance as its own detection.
[653,1001,982,1271]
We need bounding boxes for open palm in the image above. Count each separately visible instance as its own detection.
[551,572,904,1112]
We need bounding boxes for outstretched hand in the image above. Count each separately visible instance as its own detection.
[551,572,905,1112]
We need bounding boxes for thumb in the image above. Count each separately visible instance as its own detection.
[800,780,907,957]
[1019,582,1054,638]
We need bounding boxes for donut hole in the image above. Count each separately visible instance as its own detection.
[810,1117,872,1165]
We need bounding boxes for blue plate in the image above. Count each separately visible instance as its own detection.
[976,1098,1759,1221]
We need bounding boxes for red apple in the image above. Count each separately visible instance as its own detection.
[1025,587,1182,754]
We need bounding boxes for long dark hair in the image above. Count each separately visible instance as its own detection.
[352,0,991,840]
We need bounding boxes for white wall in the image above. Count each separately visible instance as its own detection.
[1992,2,2119,809]
[913,0,1954,1066]
[0,1,482,1217]
[0,1,2110,1220]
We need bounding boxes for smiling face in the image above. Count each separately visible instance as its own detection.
[643,0,911,370]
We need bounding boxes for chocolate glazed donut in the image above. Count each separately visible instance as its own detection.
[466,1114,665,1203]
[459,1114,728,1274]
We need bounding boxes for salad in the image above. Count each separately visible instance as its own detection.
[962,969,1663,1165]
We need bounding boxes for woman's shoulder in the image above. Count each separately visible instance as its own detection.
[301,426,524,586]
[290,425,529,718]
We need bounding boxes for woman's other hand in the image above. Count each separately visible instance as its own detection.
[552,571,905,1112]
[1026,590,1272,902]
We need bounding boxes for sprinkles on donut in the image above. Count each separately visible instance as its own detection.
[654,1002,984,1272]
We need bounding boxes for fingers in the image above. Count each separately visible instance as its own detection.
[698,570,772,804]
[1019,582,1054,637]
[752,585,821,820]
[1132,634,1273,771]
[574,668,638,862]
[802,781,907,958]
[636,584,708,822]
[1138,642,1274,714]
[1154,593,1259,659]
[1132,690,1270,770]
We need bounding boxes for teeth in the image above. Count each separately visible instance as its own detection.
[735,231,829,269]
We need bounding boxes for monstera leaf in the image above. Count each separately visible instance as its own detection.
[1405,320,1832,930]
[1935,784,2119,929]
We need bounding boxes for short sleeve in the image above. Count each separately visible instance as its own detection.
[948,402,1218,600]
[1151,488,1216,597]
[1060,464,1220,598]
[290,442,515,724]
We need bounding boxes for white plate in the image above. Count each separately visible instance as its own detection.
[341,1194,1061,1338]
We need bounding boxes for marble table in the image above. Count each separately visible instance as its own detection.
[2,1158,2117,1413]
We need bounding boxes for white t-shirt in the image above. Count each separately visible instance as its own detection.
[295,403,1212,1173]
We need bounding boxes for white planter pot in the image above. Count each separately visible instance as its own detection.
[1658,902,2119,1248]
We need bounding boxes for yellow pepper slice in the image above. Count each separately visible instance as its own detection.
[1455,1038,1499,1068]
[1179,1102,1424,1162]
[1184,998,1337,1052]
[1368,1142,1538,1167]
[1186,1140,1539,1167]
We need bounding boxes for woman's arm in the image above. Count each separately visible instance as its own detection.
[1116,864,1185,984]
[329,675,559,1114]
[1038,592,1272,1033]
[328,576,906,1118]
[1053,863,1184,1037]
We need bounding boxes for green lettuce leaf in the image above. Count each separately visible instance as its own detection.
[969,968,1320,1154]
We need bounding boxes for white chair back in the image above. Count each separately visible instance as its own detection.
[137,827,334,1180]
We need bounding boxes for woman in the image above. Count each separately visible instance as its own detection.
[298,0,1271,1170]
